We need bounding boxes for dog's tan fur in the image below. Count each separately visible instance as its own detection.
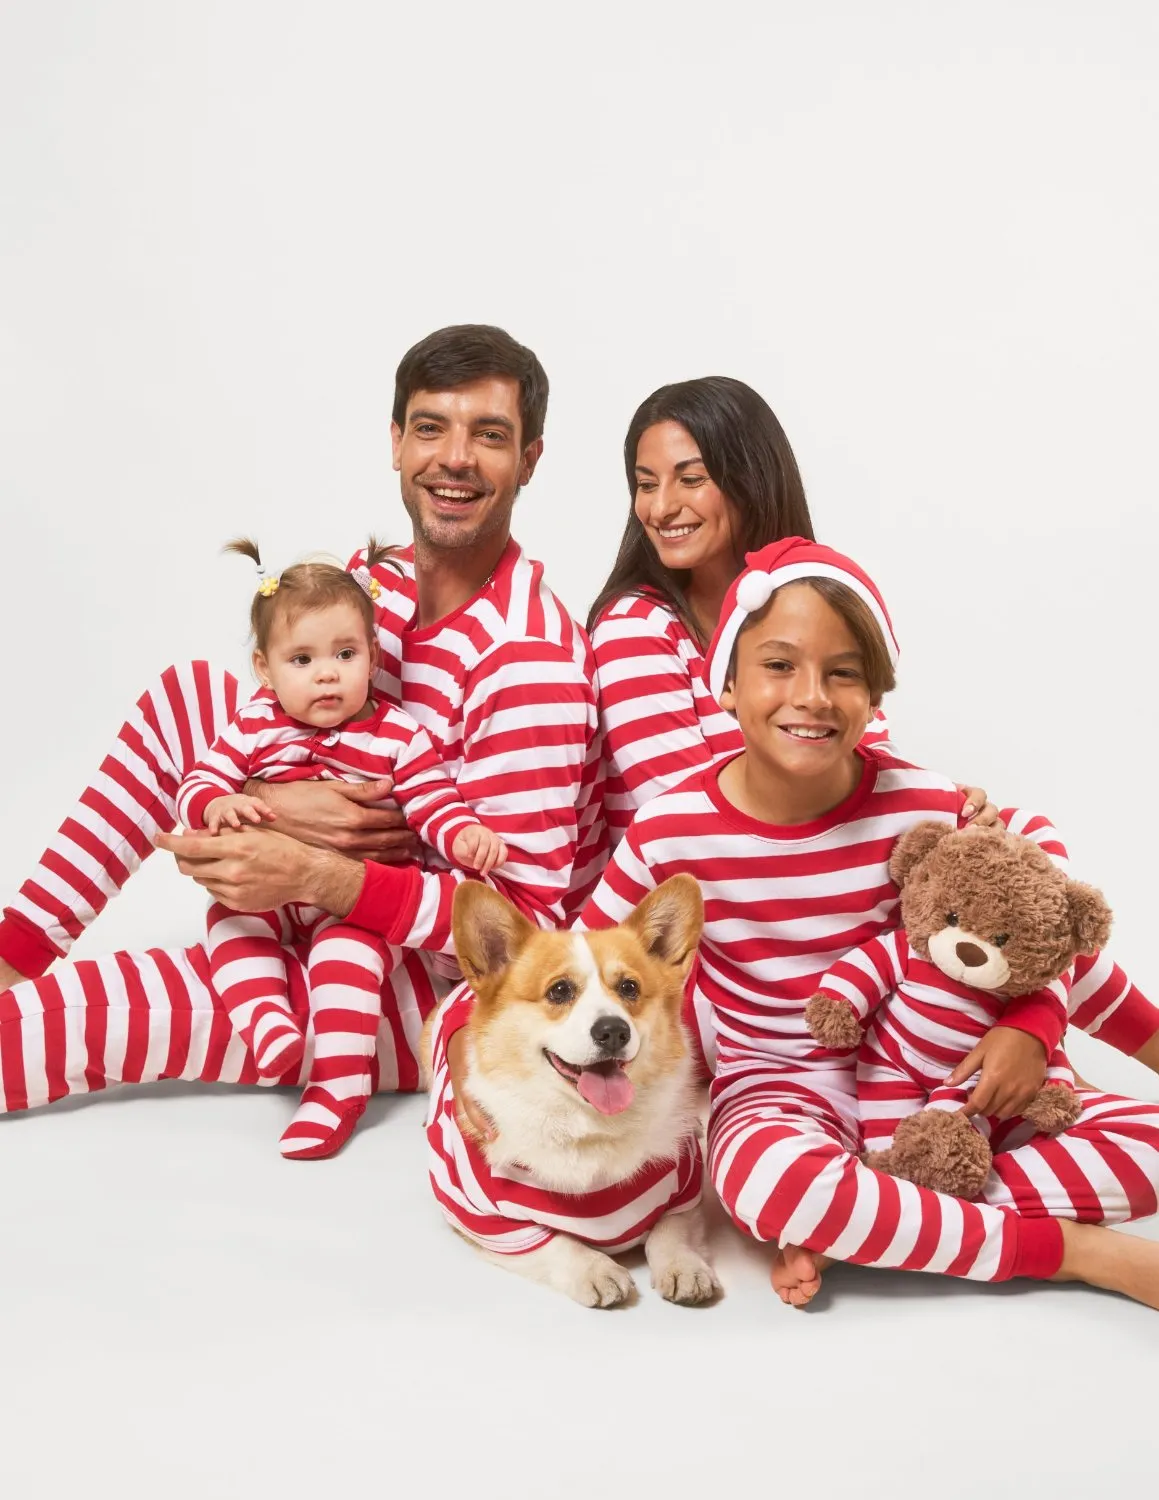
[420,876,722,1308]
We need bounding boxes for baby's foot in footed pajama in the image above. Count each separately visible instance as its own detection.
[771,1245,833,1307]
[279,1086,368,1160]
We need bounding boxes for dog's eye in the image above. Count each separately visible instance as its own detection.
[546,979,576,1005]
[945,913,959,927]
[617,977,640,1002]
[993,934,1009,949]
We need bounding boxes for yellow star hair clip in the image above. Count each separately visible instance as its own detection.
[257,575,280,598]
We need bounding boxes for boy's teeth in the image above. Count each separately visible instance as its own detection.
[785,727,831,739]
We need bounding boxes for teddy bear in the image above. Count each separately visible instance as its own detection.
[805,821,1113,1199]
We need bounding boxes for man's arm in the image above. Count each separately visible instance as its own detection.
[154,825,367,916]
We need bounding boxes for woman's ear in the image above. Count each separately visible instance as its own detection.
[253,649,271,688]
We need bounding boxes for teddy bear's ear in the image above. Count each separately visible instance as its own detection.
[1066,880,1113,955]
[889,821,955,887]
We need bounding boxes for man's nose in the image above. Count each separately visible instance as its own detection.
[436,426,474,471]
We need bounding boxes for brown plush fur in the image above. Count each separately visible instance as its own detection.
[805,993,863,1050]
[865,1110,993,1200]
[890,823,1112,994]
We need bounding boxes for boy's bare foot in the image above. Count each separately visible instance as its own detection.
[1052,1220,1159,1310]
[0,961,28,992]
[770,1244,834,1307]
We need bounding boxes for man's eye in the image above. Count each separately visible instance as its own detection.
[414,423,438,435]
[547,979,576,1005]
[479,430,505,442]
[617,977,640,1001]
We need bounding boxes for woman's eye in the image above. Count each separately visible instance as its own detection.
[617,977,640,1002]
[946,913,959,927]
[680,475,706,486]
[547,979,575,1005]
[636,482,657,495]
[993,934,1009,949]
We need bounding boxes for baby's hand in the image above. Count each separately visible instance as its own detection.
[451,824,507,876]
[204,793,277,834]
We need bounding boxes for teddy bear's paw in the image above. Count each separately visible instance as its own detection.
[1022,1083,1083,1136]
[804,994,863,1050]
[877,1110,993,1199]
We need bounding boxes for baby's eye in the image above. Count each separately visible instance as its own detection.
[993,934,1009,948]
[546,979,576,1005]
[337,648,356,661]
[291,654,311,667]
[616,977,640,1002]
[945,913,959,927]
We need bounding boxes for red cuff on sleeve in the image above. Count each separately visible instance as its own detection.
[1008,1217,1064,1281]
[182,788,220,830]
[439,989,476,1047]
[0,911,62,980]
[347,862,423,945]
[995,992,1067,1056]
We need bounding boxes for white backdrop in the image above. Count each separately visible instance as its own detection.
[2,5,1158,1495]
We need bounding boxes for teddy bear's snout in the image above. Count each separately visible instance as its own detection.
[955,941,988,968]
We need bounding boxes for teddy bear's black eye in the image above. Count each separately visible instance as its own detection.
[993,934,1009,948]
[945,913,959,927]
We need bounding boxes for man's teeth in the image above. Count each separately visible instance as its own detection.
[431,487,477,500]
[658,524,699,538]
[784,727,832,739]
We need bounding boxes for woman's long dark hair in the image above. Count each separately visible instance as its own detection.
[587,376,815,646]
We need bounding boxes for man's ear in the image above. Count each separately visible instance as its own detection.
[390,420,403,473]
[519,436,544,488]
[253,649,272,689]
[452,883,537,991]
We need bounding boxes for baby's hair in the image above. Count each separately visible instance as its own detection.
[224,536,399,654]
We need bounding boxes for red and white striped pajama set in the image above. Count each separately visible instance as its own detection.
[579,747,1159,1284]
[175,690,488,1157]
[812,929,1077,1151]
[0,540,606,1128]
[589,589,1159,1064]
[424,994,703,1253]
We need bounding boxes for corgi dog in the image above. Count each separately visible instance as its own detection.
[421,875,721,1309]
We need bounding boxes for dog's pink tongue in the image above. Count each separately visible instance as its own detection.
[576,1063,635,1115]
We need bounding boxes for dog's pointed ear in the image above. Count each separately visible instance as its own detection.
[889,821,955,888]
[1066,880,1113,955]
[623,875,704,977]
[452,882,537,989]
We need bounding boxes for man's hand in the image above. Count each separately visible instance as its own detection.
[247,778,419,864]
[155,824,365,917]
[946,1027,1048,1120]
[447,1029,496,1143]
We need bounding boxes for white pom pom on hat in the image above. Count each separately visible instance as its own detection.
[704,537,900,704]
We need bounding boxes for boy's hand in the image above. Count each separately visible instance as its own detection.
[946,1027,1048,1120]
[204,793,277,834]
[451,825,508,877]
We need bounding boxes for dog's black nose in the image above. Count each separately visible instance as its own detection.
[590,1015,631,1054]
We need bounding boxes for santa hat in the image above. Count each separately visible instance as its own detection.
[705,537,900,703]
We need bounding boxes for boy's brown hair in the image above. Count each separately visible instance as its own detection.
[727,577,897,705]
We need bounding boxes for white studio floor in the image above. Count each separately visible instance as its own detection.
[1,1012,1157,1500]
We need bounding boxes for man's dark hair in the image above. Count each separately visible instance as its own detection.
[392,324,549,446]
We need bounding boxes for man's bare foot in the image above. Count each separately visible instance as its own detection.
[1052,1220,1159,1310]
[770,1244,834,1307]
[0,961,28,992]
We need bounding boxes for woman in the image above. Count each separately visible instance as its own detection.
[586,375,1159,1078]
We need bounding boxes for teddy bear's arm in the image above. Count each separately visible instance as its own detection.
[808,929,910,1031]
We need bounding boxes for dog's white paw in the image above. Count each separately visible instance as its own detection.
[570,1253,636,1309]
[651,1251,722,1305]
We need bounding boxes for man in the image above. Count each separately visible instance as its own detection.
[0,325,606,1151]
